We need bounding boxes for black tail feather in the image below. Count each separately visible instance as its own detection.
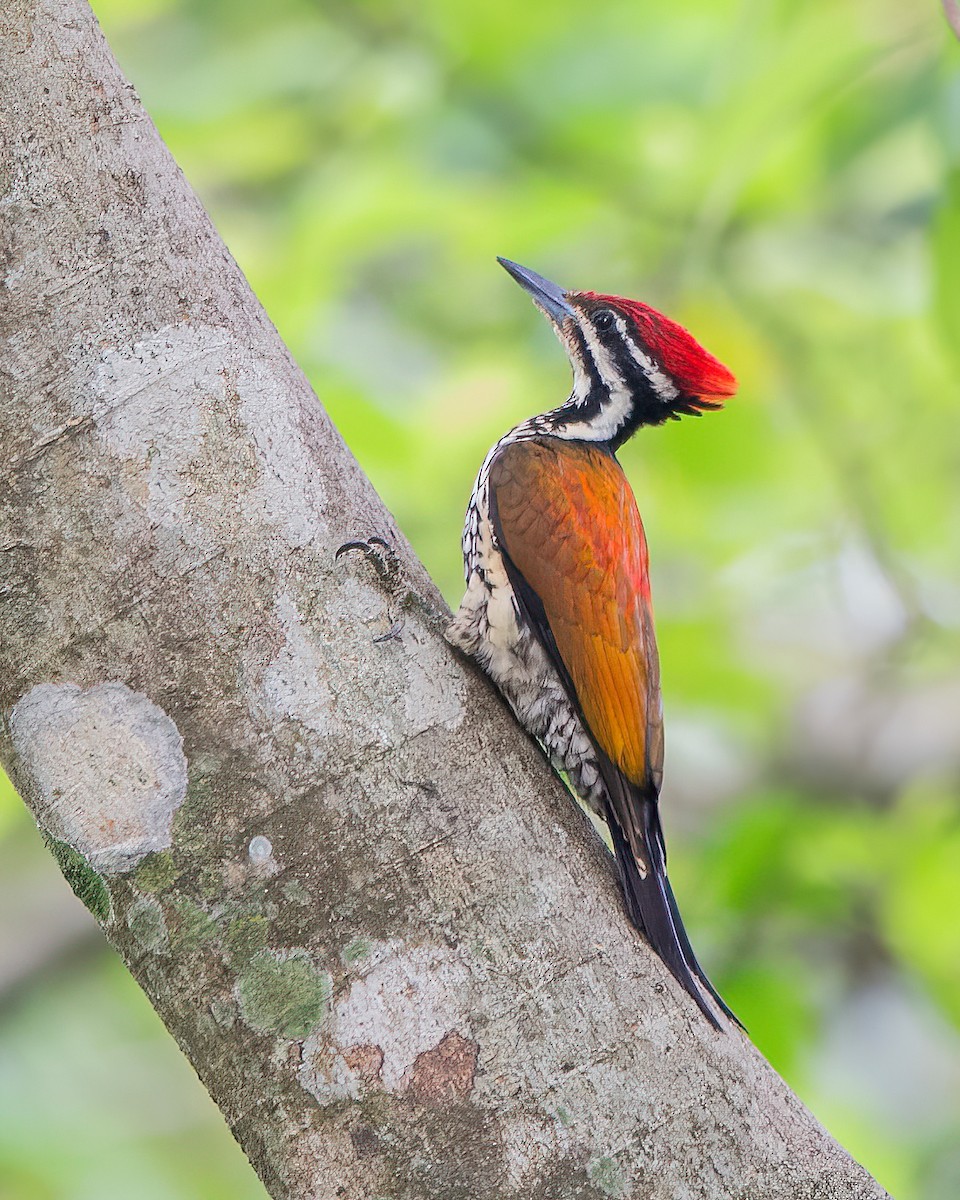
[606,798,740,1031]
[662,870,744,1028]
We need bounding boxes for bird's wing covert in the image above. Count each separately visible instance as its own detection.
[490,437,663,789]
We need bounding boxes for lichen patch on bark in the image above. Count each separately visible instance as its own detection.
[126,894,170,955]
[332,941,473,1093]
[45,836,113,923]
[10,681,188,873]
[341,1043,384,1085]
[236,358,329,550]
[300,941,475,1107]
[261,594,335,735]
[587,1154,629,1199]
[83,324,330,555]
[236,949,332,1039]
[405,1031,478,1105]
[258,589,465,754]
[398,623,467,736]
[89,328,212,542]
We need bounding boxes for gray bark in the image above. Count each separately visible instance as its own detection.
[0,2,889,1197]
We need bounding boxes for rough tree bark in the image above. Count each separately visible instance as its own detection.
[0,3,889,1198]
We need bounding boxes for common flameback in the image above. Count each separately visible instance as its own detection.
[448,258,739,1029]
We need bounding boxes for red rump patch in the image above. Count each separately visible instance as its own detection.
[583,292,738,400]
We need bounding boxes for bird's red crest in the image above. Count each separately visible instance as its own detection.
[585,292,738,401]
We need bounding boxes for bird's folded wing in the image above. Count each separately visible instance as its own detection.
[489,437,663,791]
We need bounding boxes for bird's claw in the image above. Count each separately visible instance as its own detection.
[336,535,407,642]
[336,533,447,638]
[373,619,404,644]
[335,535,400,586]
[335,535,390,562]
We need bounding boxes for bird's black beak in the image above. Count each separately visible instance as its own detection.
[497,257,576,325]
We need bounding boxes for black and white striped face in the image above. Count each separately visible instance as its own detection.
[551,297,683,444]
[497,257,737,448]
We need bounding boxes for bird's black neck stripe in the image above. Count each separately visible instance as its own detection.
[539,323,672,444]
[543,326,610,427]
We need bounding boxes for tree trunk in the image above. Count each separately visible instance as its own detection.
[0,2,889,1197]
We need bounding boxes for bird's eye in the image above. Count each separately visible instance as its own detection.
[594,309,616,332]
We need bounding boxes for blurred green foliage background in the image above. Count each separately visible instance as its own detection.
[2,0,959,1196]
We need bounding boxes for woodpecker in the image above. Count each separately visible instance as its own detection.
[448,258,739,1029]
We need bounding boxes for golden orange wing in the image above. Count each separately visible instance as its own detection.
[490,437,663,790]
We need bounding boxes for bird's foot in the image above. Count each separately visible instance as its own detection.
[335,535,401,589]
[335,534,448,641]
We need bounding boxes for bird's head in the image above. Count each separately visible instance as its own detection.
[498,257,737,446]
